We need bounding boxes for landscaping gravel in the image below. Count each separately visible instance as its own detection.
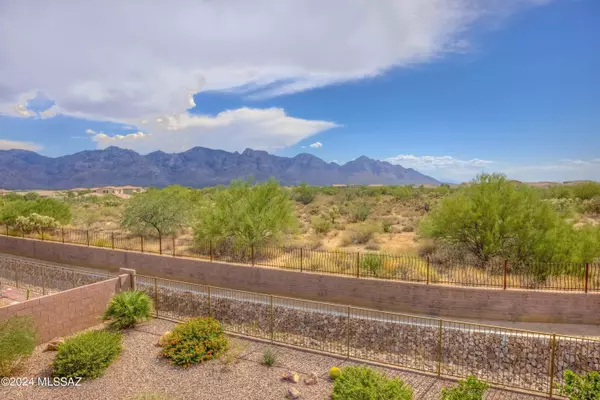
[2,319,547,400]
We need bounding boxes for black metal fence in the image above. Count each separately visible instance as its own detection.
[1,224,599,293]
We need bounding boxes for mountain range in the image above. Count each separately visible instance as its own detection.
[0,146,440,189]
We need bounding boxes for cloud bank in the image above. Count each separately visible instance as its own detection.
[0,139,43,152]
[0,0,549,152]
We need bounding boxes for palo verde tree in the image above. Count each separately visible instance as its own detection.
[194,178,297,248]
[0,196,71,225]
[419,173,600,268]
[121,186,194,238]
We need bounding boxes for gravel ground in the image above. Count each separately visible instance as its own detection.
[2,319,548,400]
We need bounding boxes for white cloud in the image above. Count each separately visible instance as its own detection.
[0,139,43,151]
[92,108,338,153]
[85,129,96,135]
[309,141,323,149]
[0,0,550,123]
[386,154,600,182]
[386,154,494,182]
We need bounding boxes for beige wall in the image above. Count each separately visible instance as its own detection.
[2,235,600,325]
[0,274,130,343]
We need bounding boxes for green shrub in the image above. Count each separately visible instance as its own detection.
[161,317,228,368]
[382,219,394,233]
[561,370,600,400]
[340,222,380,246]
[571,182,600,200]
[441,376,489,400]
[311,216,332,235]
[331,366,413,400]
[53,330,122,380]
[263,347,276,367]
[92,238,112,248]
[292,183,317,205]
[360,254,383,276]
[0,316,37,376]
[102,291,153,330]
[349,202,371,222]
[583,197,600,215]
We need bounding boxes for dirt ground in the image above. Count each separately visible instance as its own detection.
[1,319,548,400]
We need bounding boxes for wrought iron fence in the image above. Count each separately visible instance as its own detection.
[136,273,600,396]
[1,224,599,293]
[0,254,112,295]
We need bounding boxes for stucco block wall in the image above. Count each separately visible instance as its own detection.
[2,235,600,324]
[0,275,128,343]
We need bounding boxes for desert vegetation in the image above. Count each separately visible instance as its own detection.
[1,176,600,284]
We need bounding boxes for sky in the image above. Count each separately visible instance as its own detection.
[0,0,598,183]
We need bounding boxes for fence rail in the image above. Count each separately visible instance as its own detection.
[136,273,600,397]
[0,254,113,295]
[1,224,599,293]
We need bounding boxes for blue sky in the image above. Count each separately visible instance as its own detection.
[0,0,598,182]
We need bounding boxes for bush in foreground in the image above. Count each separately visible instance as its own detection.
[441,376,489,400]
[561,369,600,400]
[102,290,153,330]
[0,315,37,376]
[53,330,122,380]
[331,365,413,400]
[161,317,228,368]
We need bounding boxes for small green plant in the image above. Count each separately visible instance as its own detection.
[102,290,153,330]
[26,288,30,300]
[92,238,112,248]
[221,340,249,368]
[360,254,383,276]
[561,369,600,400]
[441,376,489,400]
[329,367,341,380]
[331,365,413,400]
[161,317,228,368]
[292,183,317,205]
[53,330,122,380]
[340,222,380,246]
[382,219,394,233]
[311,216,332,235]
[349,202,371,222]
[263,347,276,367]
[0,315,37,376]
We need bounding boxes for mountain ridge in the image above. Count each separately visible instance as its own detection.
[0,146,441,189]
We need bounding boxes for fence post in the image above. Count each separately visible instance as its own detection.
[172,236,176,257]
[548,334,557,398]
[159,234,162,255]
[208,286,212,317]
[251,244,255,266]
[300,248,303,272]
[356,252,360,278]
[426,256,430,285]
[86,230,90,246]
[41,266,46,296]
[437,319,443,377]
[16,266,19,288]
[585,263,589,293]
[346,306,351,359]
[41,228,44,241]
[270,295,274,343]
[5,224,8,236]
[61,227,64,243]
[72,269,76,288]
[153,278,158,317]
[111,232,115,249]
[209,240,213,262]
[141,236,144,253]
[21,226,24,238]
[504,260,508,290]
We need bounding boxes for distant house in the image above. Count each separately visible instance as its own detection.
[121,185,144,195]
[95,186,123,195]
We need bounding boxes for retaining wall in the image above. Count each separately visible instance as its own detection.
[1,272,131,343]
